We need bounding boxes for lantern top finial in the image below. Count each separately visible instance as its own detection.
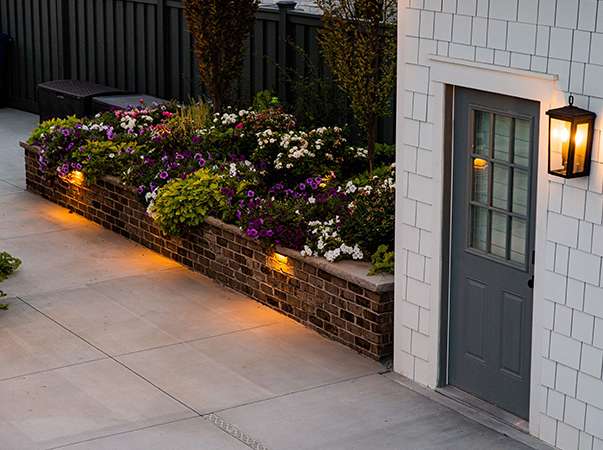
[569,94,574,106]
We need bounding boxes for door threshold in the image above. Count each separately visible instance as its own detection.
[436,386,529,433]
[385,373,552,450]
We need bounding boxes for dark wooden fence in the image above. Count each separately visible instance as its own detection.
[0,0,394,143]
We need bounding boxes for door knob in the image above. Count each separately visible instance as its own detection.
[528,277,534,289]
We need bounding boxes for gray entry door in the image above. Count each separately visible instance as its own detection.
[449,87,539,420]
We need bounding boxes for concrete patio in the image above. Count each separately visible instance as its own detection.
[0,108,547,450]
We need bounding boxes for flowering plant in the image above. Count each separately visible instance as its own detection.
[28,102,396,273]
[302,217,363,262]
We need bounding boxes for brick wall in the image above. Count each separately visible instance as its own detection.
[22,144,394,361]
[398,1,603,448]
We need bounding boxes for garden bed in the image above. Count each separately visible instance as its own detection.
[22,143,394,360]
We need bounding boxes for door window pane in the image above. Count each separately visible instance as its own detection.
[492,164,509,210]
[474,111,490,156]
[472,158,489,204]
[512,169,529,216]
[467,109,532,268]
[514,119,531,167]
[491,212,508,258]
[494,116,512,161]
[471,206,488,252]
[511,218,527,264]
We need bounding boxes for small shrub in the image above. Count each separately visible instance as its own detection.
[340,165,395,257]
[252,90,280,111]
[369,244,394,275]
[0,251,21,304]
[74,141,144,183]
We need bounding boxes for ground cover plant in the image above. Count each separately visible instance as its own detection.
[28,100,395,274]
[0,251,21,308]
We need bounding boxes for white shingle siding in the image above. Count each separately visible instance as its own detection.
[396,1,603,448]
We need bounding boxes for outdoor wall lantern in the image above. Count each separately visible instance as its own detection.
[547,96,596,178]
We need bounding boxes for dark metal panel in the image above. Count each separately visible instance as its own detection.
[115,0,126,89]
[125,0,135,91]
[96,0,107,85]
[105,0,116,86]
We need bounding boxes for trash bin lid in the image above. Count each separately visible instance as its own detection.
[92,94,168,110]
[38,80,123,99]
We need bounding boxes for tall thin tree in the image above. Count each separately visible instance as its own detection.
[183,0,259,112]
[317,0,397,173]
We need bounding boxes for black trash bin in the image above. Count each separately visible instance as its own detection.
[0,33,11,107]
[37,80,123,122]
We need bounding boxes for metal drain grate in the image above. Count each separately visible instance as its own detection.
[204,413,270,450]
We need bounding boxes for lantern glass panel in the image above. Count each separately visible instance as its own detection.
[573,122,590,174]
[550,118,572,176]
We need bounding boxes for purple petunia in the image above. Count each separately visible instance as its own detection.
[246,190,255,198]
[246,228,259,239]
[159,171,169,180]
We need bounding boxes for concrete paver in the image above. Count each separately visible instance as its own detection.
[0,108,546,449]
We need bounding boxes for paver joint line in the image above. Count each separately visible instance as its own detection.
[204,413,271,450]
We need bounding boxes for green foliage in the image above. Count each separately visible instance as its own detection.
[0,251,22,303]
[27,116,81,144]
[149,169,234,236]
[252,90,280,111]
[316,0,397,172]
[183,0,259,111]
[172,101,211,132]
[369,244,394,275]
[76,141,144,183]
[341,165,395,257]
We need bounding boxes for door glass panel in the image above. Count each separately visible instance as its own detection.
[512,169,529,216]
[494,116,512,161]
[511,218,527,264]
[492,164,509,209]
[514,119,531,167]
[472,158,489,204]
[471,206,488,252]
[468,109,532,268]
[474,111,490,156]
[491,212,508,258]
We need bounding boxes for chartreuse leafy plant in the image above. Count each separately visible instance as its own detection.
[0,251,22,308]
[149,169,234,236]
[369,244,394,275]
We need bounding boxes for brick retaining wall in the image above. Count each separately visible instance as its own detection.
[22,143,394,360]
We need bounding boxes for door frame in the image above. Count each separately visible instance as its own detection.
[424,54,562,435]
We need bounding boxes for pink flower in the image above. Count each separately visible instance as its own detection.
[235,122,244,129]
[162,111,174,118]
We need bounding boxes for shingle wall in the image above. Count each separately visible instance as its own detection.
[397,1,603,448]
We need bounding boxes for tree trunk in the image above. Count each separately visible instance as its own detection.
[367,118,377,175]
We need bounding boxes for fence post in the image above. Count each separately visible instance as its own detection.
[277,1,296,103]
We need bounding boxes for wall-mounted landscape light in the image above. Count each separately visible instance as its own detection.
[546,96,596,178]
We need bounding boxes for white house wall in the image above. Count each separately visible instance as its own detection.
[395,1,603,449]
